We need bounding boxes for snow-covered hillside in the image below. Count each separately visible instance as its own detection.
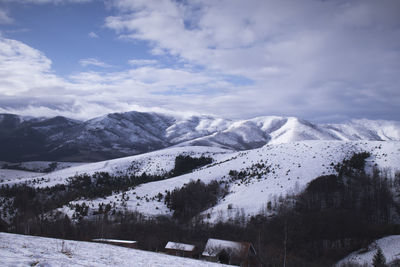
[181,117,400,150]
[0,169,44,183]
[17,140,395,222]
[0,232,232,267]
[0,161,85,173]
[337,235,400,266]
[1,146,231,187]
[99,141,399,221]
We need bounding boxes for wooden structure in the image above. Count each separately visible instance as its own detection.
[165,241,197,258]
[202,238,262,267]
[91,238,138,249]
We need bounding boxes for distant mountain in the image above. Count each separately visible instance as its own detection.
[0,112,399,162]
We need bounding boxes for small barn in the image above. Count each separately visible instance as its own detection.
[165,241,197,258]
[202,238,262,267]
[91,238,138,249]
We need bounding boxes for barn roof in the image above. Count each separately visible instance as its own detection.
[165,241,196,252]
[202,238,256,258]
[92,238,137,244]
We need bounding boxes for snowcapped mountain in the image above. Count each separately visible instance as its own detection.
[1,111,399,162]
[0,112,230,162]
[324,119,400,141]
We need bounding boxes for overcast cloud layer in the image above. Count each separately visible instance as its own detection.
[0,0,399,122]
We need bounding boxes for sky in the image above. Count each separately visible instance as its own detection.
[0,0,399,122]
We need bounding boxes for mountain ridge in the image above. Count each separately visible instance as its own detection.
[0,111,399,162]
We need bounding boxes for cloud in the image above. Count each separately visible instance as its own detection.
[103,0,400,121]
[128,59,158,67]
[1,1,400,122]
[0,37,239,120]
[0,37,66,95]
[79,58,113,68]
[0,0,92,4]
[88,31,98,38]
[0,9,13,24]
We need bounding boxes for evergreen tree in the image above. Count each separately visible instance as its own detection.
[372,247,386,267]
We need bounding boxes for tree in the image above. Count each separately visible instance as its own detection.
[372,247,386,267]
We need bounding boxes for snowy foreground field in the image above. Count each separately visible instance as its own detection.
[0,232,233,267]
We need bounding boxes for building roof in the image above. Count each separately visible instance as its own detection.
[202,238,255,258]
[165,241,196,252]
[92,238,137,244]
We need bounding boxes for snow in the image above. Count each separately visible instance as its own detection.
[328,119,400,141]
[178,116,400,150]
[337,235,400,266]
[1,161,86,173]
[0,169,44,183]
[0,232,233,267]
[0,146,231,188]
[165,242,196,251]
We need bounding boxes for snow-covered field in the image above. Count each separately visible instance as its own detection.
[337,235,400,266]
[0,232,233,267]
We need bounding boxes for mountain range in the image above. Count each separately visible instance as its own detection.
[0,111,399,162]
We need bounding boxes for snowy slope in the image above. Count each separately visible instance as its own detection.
[325,119,400,141]
[337,235,400,266]
[179,116,400,149]
[0,161,85,172]
[0,146,232,187]
[48,141,400,222]
[0,169,44,183]
[0,232,232,267]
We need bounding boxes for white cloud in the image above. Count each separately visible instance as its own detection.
[0,37,66,95]
[88,31,98,38]
[79,58,113,68]
[0,9,13,24]
[102,0,400,121]
[0,37,240,120]
[1,1,400,122]
[128,59,158,67]
[0,0,92,4]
